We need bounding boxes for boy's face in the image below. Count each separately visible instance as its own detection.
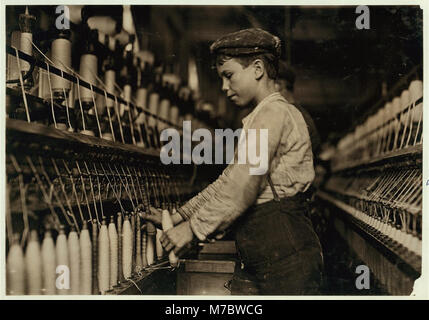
[216,58,257,107]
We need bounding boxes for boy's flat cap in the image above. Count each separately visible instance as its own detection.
[210,28,281,57]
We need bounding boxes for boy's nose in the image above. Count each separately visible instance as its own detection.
[221,79,229,92]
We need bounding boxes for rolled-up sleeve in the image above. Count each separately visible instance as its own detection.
[178,101,290,240]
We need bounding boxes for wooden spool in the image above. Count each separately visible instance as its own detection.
[98,218,110,294]
[7,234,25,295]
[41,230,56,295]
[117,212,125,283]
[146,222,156,266]
[68,227,80,295]
[79,222,92,295]
[25,230,42,295]
[55,226,69,295]
[135,214,143,272]
[91,220,99,294]
[122,215,133,279]
[108,216,118,289]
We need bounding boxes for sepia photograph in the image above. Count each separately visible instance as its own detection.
[3,2,425,300]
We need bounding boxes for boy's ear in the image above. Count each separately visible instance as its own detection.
[252,59,265,80]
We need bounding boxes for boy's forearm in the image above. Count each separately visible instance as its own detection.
[175,189,211,222]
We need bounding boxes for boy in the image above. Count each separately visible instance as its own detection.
[146,28,323,295]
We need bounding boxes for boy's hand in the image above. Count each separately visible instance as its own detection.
[139,207,163,228]
[160,220,195,256]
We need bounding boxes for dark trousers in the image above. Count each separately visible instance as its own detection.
[231,194,323,295]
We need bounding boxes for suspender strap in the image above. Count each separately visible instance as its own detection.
[267,174,280,202]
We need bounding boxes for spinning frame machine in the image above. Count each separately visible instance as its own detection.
[5,6,208,295]
[318,66,424,295]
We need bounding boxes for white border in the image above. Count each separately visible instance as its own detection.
[0,0,427,301]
